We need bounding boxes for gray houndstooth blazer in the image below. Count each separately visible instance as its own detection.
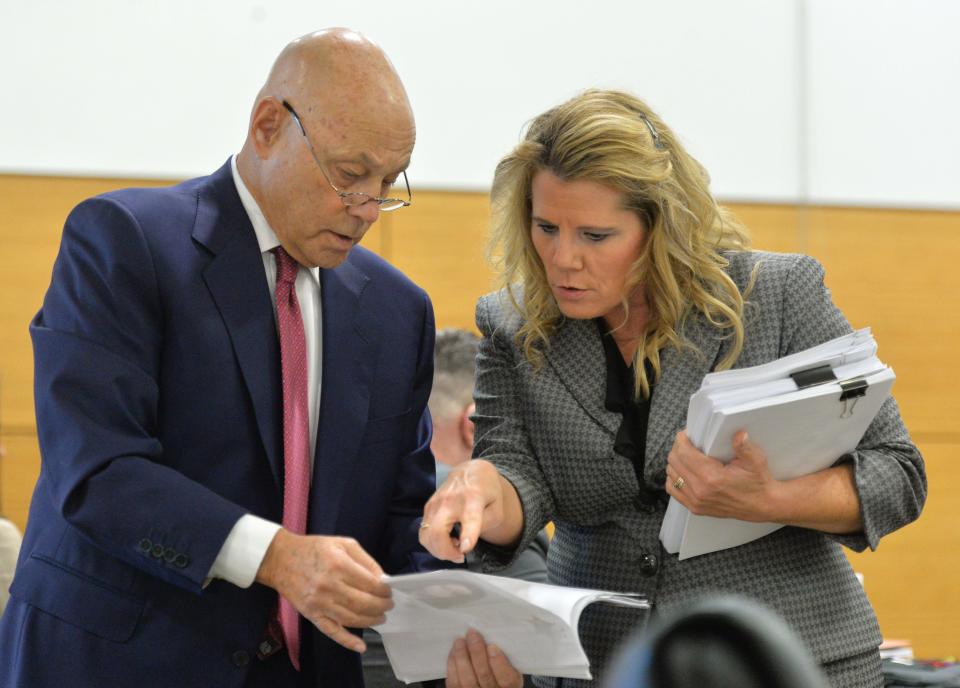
[471,251,926,687]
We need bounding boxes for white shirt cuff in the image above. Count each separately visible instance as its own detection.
[207,514,282,588]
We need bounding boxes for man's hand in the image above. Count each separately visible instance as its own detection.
[255,529,393,652]
[446,629,523,688]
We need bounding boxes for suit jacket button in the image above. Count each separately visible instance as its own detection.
[163,547,178,563]
[174,553,191,568]
[137,538,152,554]
[232,650,250,667]
[150,543,165,559]
[639,553,660,577]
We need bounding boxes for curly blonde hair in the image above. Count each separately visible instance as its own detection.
[489,89,753,399]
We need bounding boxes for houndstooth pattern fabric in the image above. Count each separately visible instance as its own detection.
[471,251,926,687]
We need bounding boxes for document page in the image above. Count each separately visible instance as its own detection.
[374,570,648,683]
[660,328,894,559]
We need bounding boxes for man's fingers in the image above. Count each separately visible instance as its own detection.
[335,541,392,597]
[452,637,478,687]
[341,538,385,576]
[465,629,496,687]
[311,616,366,653]
[323,598,389,628]
[446,641,462,688]
[324,573,395,619]
[487,644,523,688]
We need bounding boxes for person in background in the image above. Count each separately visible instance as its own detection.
[430,328,484,487]
[0,515,19,617]
[0,28,446,688]
[420,89,926,687]
[0,441,23,617]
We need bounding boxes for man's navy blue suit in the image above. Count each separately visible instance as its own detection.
[0,160,438,687]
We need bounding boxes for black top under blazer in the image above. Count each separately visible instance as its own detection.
[471,251,926,687]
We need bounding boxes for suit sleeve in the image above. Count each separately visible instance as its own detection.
[31,198,246,593]
[778,254,926,551]
[471,296,557,571]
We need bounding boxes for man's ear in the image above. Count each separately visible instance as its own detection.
[249,97,286,158]
[459,402,476,449]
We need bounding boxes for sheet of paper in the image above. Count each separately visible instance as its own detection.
[374,570,648,683]
[660,328,894,559]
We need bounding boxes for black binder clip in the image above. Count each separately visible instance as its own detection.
[790,364,837,389]
[839,377,868,419]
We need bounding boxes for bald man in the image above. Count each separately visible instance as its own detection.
[0,29,442,688]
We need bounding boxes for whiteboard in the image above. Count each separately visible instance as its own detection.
[805,0,960,208]
[0,0,957,208]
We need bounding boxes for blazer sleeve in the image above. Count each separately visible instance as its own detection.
[471,295,557,571]
[30,197,246,593]
[777,254,927,551]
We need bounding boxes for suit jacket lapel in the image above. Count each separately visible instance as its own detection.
[309,259,375,533]
[643,310,724,482]
[544,309,725,485]
[193,162,283,489]
[544,318,621,436]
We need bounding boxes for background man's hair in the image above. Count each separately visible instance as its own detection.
[429,328,480,422]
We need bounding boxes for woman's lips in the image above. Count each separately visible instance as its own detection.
[554,285,589,301]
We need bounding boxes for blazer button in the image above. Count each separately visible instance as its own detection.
[232,650,250,667]
[137,538,152,554]
[639,553,660,577]
[150,543,165,559]
[163,547,178,563]
[174,553,191,569]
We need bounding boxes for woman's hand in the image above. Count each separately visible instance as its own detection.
[420,459,514,563]
[446,629,524,688]
[664,429,864,533]
[665,430,776,522]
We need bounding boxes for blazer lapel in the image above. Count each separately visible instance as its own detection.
[544,318,621,436]
[309,259,376,533]
[193,163,283,489]
[643,310,724,482]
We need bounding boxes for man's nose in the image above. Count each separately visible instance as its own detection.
[347,198,381,225]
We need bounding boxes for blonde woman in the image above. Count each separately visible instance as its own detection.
[421,90,925,688]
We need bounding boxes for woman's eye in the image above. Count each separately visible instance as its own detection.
[584,232,609,242]
[537,223,558,234]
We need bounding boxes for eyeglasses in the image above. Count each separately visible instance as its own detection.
[282,100,412,212]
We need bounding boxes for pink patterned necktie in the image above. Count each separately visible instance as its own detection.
[273,246,311,671]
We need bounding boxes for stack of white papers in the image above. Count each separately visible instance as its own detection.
[659,328,894,559]
[374,570,649,683]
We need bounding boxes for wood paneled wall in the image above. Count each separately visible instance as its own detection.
[1,174,958,656]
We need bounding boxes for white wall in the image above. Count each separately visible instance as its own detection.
[1,0,957,208]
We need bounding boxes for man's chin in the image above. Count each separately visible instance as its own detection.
[314,251,350,269]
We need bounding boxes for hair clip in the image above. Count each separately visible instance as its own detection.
[638,113,666,150]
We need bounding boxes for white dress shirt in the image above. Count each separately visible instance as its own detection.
[206,156,324,588]
[0,517,22,615]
